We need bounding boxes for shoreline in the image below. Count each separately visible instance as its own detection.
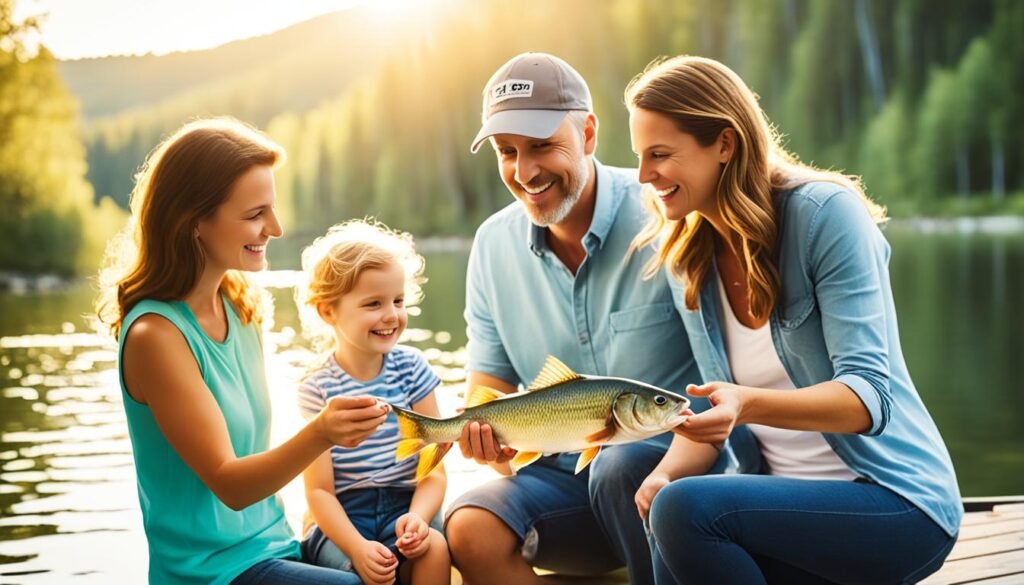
[886,215,1024,234]
[3,216,1021,293]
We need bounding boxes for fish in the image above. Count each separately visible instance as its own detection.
[393,355,690,480]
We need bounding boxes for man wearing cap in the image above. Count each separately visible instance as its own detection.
[444,53,708,585]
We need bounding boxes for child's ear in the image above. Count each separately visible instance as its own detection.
[316,302,336,325]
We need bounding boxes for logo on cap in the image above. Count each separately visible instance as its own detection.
[491,79,534,105]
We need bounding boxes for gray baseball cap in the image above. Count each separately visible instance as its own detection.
[470,53,592,153]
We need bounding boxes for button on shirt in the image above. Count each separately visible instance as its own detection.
[464,160,702,456]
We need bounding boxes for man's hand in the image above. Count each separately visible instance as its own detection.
[457,421,516,465]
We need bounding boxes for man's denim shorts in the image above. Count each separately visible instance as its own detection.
[443,456,621,576]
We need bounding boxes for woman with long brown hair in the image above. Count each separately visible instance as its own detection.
[626,56,960,584]
[97,118,385,584]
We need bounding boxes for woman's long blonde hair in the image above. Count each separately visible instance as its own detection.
[96,118,285,337]
[295,219,426,353]
[627,56,885,320]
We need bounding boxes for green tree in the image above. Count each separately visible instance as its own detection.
[0,0,118,275]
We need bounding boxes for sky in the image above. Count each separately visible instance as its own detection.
[12,0,372,60]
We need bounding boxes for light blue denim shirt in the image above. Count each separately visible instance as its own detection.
[670,181,962,537]
[465,160,703,470]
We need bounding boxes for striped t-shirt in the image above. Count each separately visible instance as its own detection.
[297,345,440,493]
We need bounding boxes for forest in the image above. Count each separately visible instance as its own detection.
[2,0,1022,276]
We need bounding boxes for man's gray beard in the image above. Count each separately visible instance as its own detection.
[526,155,590,227]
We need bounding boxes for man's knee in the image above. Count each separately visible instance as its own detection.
[446,507,517,567]
[590,443,660,497]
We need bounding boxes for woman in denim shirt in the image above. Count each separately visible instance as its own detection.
[625,56,961,584]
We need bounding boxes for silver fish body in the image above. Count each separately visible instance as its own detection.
[394,356,689,479]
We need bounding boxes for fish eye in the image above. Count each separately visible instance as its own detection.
[654,395,667,405]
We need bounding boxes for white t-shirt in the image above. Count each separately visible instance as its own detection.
[717,276,857,481]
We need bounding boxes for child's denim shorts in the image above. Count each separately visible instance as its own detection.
[302,487,443,580]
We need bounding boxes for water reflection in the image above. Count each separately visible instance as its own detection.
[0,240,1022,581]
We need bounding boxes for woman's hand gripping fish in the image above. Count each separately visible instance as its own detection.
[393,355,691,480]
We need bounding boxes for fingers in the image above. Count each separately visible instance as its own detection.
[458,421,473,458]
[329,394,378,409]
[335,402,391,423]
[458,421,508,463]
[686,382,718,397]
[497,446,518,463]
[480,424,499,461]
[636,494,649,520]
[677,410,732,443]
[468,422,487,463]
[416,519,429,539]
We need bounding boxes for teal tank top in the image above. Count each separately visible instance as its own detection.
[118,297,300,584]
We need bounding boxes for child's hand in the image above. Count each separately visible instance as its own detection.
[394,512,431,559]
[352,539,397,585]
[316,395,390,448]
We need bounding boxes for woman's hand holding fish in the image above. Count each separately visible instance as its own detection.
[673,382,743,445]
[395,512,431,559]
[458,421,517,465]
[635,470,670,520]
[351,539,397,585]
[316,395,390,448]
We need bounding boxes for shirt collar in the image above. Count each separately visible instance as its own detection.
[526,159,621,256]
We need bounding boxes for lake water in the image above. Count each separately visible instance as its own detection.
[1,226,1022,582]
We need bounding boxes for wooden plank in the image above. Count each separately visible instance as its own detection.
[993,503,1024,514]
[945,530,1024,561]
[960,572,1024,584]
[921,550,1024,585]
[958,515,1024,541]
[960,511,1024,526]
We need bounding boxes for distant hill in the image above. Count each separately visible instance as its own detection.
[58,9,392,122]
[58,7,415,206]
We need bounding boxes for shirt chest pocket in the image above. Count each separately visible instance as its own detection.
[777,293,818,330]
[610,302,676,333]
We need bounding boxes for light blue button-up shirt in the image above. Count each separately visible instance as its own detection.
[672,181,963,537]
[464,160,702,470]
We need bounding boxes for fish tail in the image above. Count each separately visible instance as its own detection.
[394,406,452,479]
[395,406,427,461]
[414,442,453,481]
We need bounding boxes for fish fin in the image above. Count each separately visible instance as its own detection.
[574,446,601,474]
[527,355,584,391]
[511,451,543,470]
[414,442,452,481]
[584,408,618,444]
[584,423,616,444]
[396,438,426,461]
[465,385,507,408]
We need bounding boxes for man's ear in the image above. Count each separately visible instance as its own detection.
[316,302,336,325]
[583,112,599,156]
[718,127,736,164]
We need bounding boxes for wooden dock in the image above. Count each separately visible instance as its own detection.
[922,501,1024,585]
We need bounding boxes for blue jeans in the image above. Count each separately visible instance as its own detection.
[230,557,361,585]
[648,475,956,585]
[589,432,674,585]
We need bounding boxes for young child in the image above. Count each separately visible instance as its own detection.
[295,219,450,585]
